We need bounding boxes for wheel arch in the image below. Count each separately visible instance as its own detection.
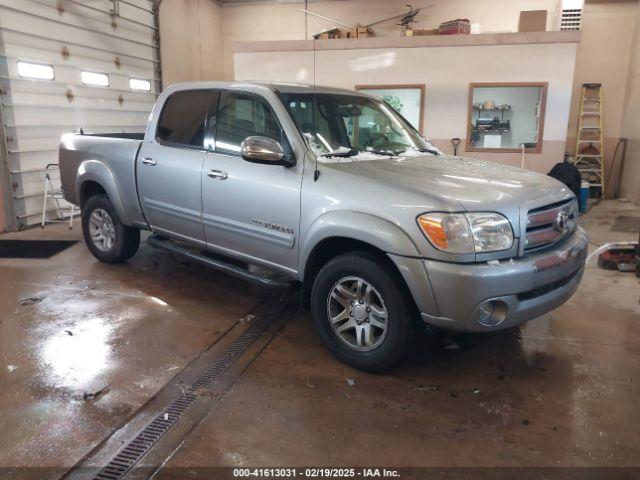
[299,211,426,311]
[79,180,107,207]
[76,160,129,224]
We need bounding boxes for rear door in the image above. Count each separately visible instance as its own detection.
[201,90,301,273]
[137,89,218,244]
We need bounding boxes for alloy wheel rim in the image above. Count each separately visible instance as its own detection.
[326,276,388,352]
[89,208,115,252]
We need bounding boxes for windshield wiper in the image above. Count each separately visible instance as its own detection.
[319,147,397,157]
[319,148,359,158]
[364,149,397,157]
[415,147,441,156]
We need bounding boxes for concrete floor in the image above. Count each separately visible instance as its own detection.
[0,226,268,472]
[1,200,639,476]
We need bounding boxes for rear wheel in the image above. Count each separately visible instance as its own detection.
[82,194,140,263]
[311,252,412,372]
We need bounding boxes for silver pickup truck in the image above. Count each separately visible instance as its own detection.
[60,81,588,371]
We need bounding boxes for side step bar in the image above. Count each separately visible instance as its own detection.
[147,234,292,288]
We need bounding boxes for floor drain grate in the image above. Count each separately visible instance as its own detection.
[93,310,277,480]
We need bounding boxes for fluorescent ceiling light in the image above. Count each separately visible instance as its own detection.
[129,78,151,91]
[17,61,54,80]
[81,71,109,87]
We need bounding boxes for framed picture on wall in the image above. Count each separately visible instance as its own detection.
[466,82,548,154]
[355,84,425,133]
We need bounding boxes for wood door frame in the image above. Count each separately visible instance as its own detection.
[466,81,548,154]
[355,84,426,133]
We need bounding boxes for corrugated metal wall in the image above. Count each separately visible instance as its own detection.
[0,0,159,230]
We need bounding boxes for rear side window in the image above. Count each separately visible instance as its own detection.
[156,90,217,148]
[215,92,283,155]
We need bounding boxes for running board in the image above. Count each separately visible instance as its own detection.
[147,234,291,288]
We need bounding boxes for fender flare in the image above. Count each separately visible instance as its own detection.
[76,160,129,224]
[300,210,439,315]
[300,210,421,277]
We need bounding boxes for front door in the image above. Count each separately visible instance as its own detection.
[137,89,218,244]
[202,91,301,274]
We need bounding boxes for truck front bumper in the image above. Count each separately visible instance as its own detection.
[390,227,588,332]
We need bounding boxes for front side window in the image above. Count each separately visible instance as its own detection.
[280,93,435,157]
[156,90,217,148]
[215,92,283,155]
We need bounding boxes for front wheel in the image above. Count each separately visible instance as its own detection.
[310,252,412,372]
[82,194,140,263]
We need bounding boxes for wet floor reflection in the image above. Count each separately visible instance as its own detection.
[41,317,113,390]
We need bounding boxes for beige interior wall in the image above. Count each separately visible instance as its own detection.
[565,1,638,193]
[157,0,640,193]
[158,0,223,86]
[235,39,578,173]
[220,0,560,81]
[620,3,640,204]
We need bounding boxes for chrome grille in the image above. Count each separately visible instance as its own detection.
[524,199,577,252]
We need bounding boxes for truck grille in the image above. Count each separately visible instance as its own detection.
[524,199,577,252]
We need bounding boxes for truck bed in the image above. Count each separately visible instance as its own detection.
[59,133,147,227]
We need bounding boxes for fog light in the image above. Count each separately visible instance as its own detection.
[478,301,494,323]
[476,300,507,327]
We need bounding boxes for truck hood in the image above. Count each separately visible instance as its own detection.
[320,153,570,211]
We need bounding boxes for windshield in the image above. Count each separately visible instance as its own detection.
[279,92,438,157]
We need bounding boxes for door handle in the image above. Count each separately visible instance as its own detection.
[142,157,157,166]
[207,169,228,180]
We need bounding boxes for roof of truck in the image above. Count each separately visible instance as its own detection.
[166,81,369,97]
[260,82,367,96]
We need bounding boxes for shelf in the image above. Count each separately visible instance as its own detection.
[473,106,511,111]
[473,129,510,134]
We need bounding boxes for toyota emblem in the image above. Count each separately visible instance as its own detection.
[554,210,570,233]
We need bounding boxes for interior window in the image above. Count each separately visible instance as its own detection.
[215,92,283,155]
[156,90,215,148]
[467,83,547,153]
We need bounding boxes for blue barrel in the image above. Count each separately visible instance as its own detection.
[579,181,589,213]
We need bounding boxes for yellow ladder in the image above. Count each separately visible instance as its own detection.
[574,83,604,198]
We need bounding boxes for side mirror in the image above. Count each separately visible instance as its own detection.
[241,136,293,166]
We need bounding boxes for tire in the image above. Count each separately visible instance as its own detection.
[82,194,140,263]
[310,251,413,372]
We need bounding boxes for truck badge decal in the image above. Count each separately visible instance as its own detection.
[251,218,294,235]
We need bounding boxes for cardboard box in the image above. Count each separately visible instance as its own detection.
[518,10,548,32]
[356,27,374,38]
[438,19,471,35]
[313,27,342,40]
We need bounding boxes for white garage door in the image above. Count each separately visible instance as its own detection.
[0,0,159,230]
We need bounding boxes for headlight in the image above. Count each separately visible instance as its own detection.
[417,212,513,254]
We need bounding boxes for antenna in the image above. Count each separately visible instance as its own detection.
[313,41,320,182]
